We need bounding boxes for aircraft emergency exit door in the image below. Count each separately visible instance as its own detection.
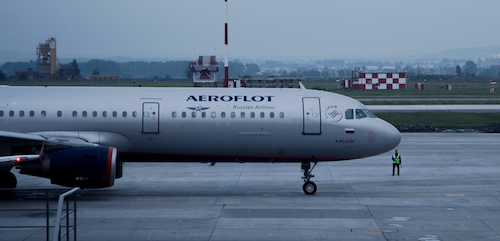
[302,97,321,134]
[143,102,159,133]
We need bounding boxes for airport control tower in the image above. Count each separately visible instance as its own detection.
[37,37,57,79]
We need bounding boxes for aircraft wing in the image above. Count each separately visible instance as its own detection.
[0,130,99,171]
[0,154,40,167]
[0,130,99,148]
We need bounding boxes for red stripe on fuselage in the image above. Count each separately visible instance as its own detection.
[106,146,113,187]
[117,152,351,162]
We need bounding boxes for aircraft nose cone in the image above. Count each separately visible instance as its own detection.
[385,124,401,150]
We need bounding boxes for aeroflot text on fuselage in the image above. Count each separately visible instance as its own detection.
[186,95,274,102]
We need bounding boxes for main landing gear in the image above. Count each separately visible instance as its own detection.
[0,171,17,189]
[302,162,317,195]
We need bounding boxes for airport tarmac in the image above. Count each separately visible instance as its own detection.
[2,133,500,241]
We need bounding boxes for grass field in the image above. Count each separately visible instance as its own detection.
[376,112,500,129]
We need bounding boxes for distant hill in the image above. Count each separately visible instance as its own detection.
[3,46,500,65]
[0,51,36,65]
[414,46,500,60]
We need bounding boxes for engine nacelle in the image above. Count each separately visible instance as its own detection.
[50,146,117,188]
[20,146,118,188]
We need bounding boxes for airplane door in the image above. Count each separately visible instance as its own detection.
[302,97,321,135]
[142,102,159,133]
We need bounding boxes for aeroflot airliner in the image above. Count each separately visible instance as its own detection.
[0,83,400,194]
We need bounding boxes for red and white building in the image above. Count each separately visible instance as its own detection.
[353,72,407,90]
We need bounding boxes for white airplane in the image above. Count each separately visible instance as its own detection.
[0,83,400,194]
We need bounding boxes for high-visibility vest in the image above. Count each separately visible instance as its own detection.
[393,154,401,164]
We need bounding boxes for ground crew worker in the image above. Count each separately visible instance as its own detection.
[392,150,401,176]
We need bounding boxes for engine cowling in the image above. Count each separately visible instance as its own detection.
[20,146,118,188]
[50,146,117,188]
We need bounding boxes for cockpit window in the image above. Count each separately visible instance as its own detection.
[363,109,377,118]
[345,109,353,119]
[356,109,368,119]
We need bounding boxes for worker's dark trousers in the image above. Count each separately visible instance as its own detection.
[393,163,400,175]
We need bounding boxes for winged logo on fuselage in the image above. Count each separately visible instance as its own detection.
[187,105,210,112]
[324,105,342,122]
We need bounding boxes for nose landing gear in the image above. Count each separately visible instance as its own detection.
[302,162,317,195]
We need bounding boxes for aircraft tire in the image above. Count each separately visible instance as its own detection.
[303,181,316,195]
[0,172,17,189]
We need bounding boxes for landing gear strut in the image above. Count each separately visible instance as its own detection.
[302,162,317,195]
[0,172,17,188]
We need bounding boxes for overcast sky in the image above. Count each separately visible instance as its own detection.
[1,0,500,60]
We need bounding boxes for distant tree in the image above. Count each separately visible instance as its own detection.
[184,67,192,80]
[0,61,38,77]
[455,65,462,76]
[71,59,81,77]
[263,60,283,69]
[463,60,477,76]
[244,63,260,76]
[403,65,415,75]
[302,69,320,77]
[337,69,346,77]
[164,75,171,80]
[92,67,100,75]
[228,61,245,77]
[395,63,402,71]
[0,70,5,80]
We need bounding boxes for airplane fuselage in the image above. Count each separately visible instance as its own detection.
[0,86,400,162]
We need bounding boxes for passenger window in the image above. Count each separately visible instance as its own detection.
[250,112,255,118]
[30,110,34,117]
[122,111,127,118]
[93,111,98,117]
[19,110,25,117]
[270,112,275,118]
[363,109,377,118]
[356,109,367,119]
[279,112,284,118]
[57,111,62,117]
[172,111,177,118]
[9,110,14,117]
[41,111,46,117]
[0,110,3,117]
[345,109,353,119]
[103,111,107,117]
[132,111,137,118]
[211,112,216,118]
[82,111,87,117]
[260,112,265,118]
[240,112,245,118]
[191,112,196,118]
[182,112,186,118]
[221,112,226,118]
[72,111,77,117]
[112,111,117,117]
[201,112,206,118]
[231,112,236,118]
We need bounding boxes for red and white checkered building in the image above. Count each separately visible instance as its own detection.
[353,72,406,90]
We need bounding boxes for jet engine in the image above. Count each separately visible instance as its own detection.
[19,146,118,188]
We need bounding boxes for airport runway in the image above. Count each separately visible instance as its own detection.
[2,133,500,241]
